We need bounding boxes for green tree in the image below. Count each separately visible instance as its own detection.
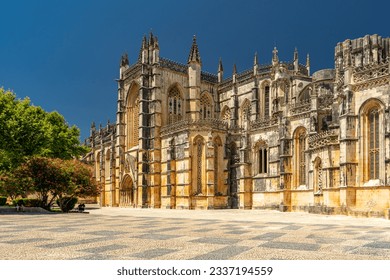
[0,88,88,171]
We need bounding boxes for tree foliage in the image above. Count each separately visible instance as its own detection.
[0,88,88,171]
[0,89,96,209]
[12,157,100,210]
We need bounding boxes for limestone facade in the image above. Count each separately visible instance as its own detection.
[85,33,390,217]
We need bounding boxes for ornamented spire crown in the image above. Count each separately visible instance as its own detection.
[188,35,201,64]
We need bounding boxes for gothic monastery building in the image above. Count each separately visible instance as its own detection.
[86,33,390,218]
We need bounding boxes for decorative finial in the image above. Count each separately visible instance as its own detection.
[218,57,223,72]
[294,47,298,61]
[120,53,129,67]
[188,35,201,64]
[254,52,258,66]
[273,47,279,62]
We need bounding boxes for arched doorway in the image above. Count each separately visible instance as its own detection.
[120,175,134,207]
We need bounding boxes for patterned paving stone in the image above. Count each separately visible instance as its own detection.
[191,245,251,260]
[1,207,390,260]
[364,241,390,249]
[260,241,321,251]
[38,237,107,249]
[1,238,51,244]
[80,244,128,254]
[85,230,126,236]
[154,227,184,232]
[130,248,177,259]
[251,232,285,241]
[191,237,239,245]
[282,225,303,230]
[225,230,249,235]
[134,233,182,240]
[41,227,80,233]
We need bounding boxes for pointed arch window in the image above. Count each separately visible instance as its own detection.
[126,84,140,149]
[221,106,231,126]
[200,93,213,119]
[298,131,306,185]
[294,128,307,187]
[314,157,323,193]
[213,137,222,194]
[194,137,204,195]
[168,87,183,124]
[258,147,268,174]
[264,85,270,118]
[241,100,251,125]
[369,108,379,180]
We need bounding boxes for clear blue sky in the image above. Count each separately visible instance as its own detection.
[1,0,389,141]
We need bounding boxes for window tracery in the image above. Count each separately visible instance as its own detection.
[168,87,183,124]
[369,108,379,179]
[200,93,213,119]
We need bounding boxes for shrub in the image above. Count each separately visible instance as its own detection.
[0,197,7,206]
[12,198,42,207]
[57,197,78,213]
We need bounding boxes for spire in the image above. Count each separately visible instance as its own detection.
[218,58,223,83]
[254,52,258,66]
[153,36,159,49]
[149,32,154,46]
[142,35,148,49]
[188,35,201,64]
[218,57,224,72]
[294,47,298,61]
[306,54,310,76]
[272,47,279,66]
[232,63,237,83]
[294,48,299,72]
[138,35,148,61]
[120,53,129,67]
[90,122,96,135]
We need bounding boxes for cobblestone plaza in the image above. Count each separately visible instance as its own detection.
[1,207,390,260]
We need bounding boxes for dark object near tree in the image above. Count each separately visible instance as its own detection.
[57,197,78,213]
[78,203,85,212]
[0,196,6,206]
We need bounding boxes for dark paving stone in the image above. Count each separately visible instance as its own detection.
[72,254,112,260]
[134,233,182,240]
[338,230,360,235]
[367,230,387,234]
[85,230,126,236]
[251,232,285,241]
[191,245,250,260]
[348,248,390,257]
[191,237,239,245]
[354,234,383,241]
[306,235,344,244]
[130,248,177,259]
[42,227,79,233]
[225,230,249,235]
[364,242,390,249]
[80,244,128,254]
[38,237,107,249]
[192,228,216,232]
[282,225,303,230]
[348,226,373,229]
[266,222,294,225]
[1,238,51,244]
[260,241,320,251]
[154,227,183,232]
